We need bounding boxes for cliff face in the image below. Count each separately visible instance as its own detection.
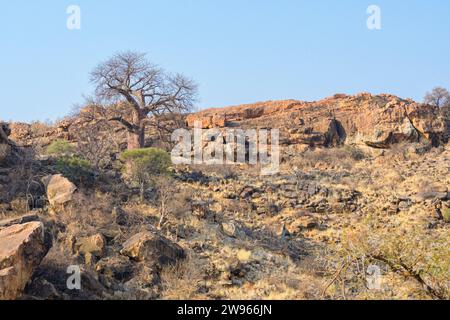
[8,93,449,152]
[186,93,448,149]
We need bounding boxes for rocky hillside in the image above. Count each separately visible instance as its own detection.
[0,93,449,300]
[8,93,449,154]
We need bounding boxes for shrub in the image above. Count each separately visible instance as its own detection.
[75,120,117,169]
[47,139,76,156]
[443,208,450,223]
[342,145,367,161]
[55,156,95,187]
[321,217,449,300]
[120,148,172,202]
[160,256,205,300]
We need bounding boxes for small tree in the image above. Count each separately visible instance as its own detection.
[424,87,450,108]
[91,51,198,150]
[120,148,172,202]
[154,176,174,230]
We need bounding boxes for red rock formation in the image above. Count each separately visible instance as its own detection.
[8,93,448,151]
[186,93,448,148]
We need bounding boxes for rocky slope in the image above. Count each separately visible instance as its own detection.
[8,93,449,154]
[0,93,448,300]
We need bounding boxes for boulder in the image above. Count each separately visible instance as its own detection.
[221,222,237,238]
[74,234,106,265]
[416,185,449,201]
[0,222,51,300]
[42,174,77,206]
[120,230,185,266]
[112,207,128,226]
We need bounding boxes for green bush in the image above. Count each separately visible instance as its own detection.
[56,156,95,187]
[47,139,76,156]
[121,148,172,176]
[120,148,172,201]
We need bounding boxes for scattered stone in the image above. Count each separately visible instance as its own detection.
[42,174,77,206]
[120,230,185,266]
[221,222,237,238]
[74,234,106,264]
[23,277,60,300]
[240,186,257,199]
[292,213,319,231]
[192,201,210,219]
[96,255,135,283]
[112,207,128,226]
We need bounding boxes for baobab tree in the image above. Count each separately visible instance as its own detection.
[424,87,450,109]
[90,51,198,150]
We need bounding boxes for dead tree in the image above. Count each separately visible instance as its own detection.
[90,51,197,150]
[424,87,450,108]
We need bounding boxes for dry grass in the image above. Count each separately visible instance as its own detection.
[160,254,207,300]
[286,145,368,172]
[319,215,450,300]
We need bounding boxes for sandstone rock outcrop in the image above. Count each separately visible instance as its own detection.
[120,230,185,266]
[186,93,448,149]
[8,121,70,148]
[42,174,77,207]
[0,221,51,300]
[10,93,446,153]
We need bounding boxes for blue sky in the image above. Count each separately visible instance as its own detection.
[1,0,449,122]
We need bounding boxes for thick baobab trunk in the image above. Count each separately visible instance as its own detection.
[127,113,146,150]
[127,127,145,150]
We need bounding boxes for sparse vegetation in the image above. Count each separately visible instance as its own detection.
[55,156,95,187]
[46,139,76,156]
[120,148,172,202]
[424,87,450,109]
[160,256,206,300]
[443,208,450,223]
[1,92,449,301]
[321,217,449,300]
[288,145,368,171]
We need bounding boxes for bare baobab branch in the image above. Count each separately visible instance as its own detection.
[90,51,198,149]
